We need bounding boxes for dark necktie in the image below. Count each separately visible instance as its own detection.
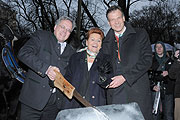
[58,43,61,55]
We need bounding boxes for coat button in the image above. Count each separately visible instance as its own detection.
[92,81,95,84]
[92,96,95,99]
[117,61,120,64]
[38,71,42,75]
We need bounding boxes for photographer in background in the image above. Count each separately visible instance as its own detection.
[150,41,174,120]
[169,26,180,120]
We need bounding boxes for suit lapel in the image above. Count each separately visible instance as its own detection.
[50,34,61,56]
[54,43,61,56]
[79,51,88,71]
[120,23,136,45]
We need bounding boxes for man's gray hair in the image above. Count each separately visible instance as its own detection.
[55,16,76,30]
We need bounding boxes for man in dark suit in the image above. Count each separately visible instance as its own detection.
[102,6,153,120]
[17,16,75,120]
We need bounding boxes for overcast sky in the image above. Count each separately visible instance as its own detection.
[2,0,179,34]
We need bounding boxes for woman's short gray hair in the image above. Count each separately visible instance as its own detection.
[55,16,76,30]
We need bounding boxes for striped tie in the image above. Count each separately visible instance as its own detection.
[116,34,122,61]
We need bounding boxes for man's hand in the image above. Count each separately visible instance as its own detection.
[46,66,60,81]
[153,85,160,92]
[109,75,126,88]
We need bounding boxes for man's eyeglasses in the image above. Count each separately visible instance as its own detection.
[59,25,72,33]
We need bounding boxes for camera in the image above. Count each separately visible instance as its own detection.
[154,71,163,81]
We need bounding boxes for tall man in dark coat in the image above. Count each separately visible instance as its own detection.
[17,16,75,120]
[102,6,153,120]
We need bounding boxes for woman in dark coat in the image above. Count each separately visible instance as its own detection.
[62,27,113,109]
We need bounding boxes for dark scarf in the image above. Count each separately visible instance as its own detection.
[154,41,167,71]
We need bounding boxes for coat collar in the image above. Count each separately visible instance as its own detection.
[79,50,102,71]
[52,33,58,46]
[79,51,87,60]
[79,49,103,62]
[122,23,136,44]
[124,22,136,35]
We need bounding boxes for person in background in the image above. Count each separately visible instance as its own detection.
[102,5,153,120]
[150,41,174,120]
[17,16,75,120]
[169,26,180,120]
[62,27,113,109]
